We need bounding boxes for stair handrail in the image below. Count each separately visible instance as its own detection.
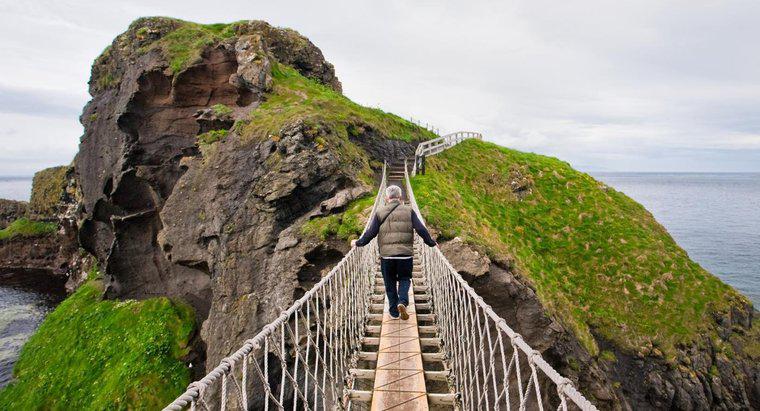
[413,131,482,175]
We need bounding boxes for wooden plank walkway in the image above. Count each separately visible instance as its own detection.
[370,279,429,411]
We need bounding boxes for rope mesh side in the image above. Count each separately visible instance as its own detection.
[163,165,387,411]
[404,162,598,411]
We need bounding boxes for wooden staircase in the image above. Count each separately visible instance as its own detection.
[386,162,409,200]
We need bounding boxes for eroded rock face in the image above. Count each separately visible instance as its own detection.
[0,167,81,282]
[439,237,490,277]
[0,199,27,229]
[75,18,402,372]
[161,120,364,365]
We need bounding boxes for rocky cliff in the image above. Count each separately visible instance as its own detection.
[74,17,433,370]
[0,166,81,285]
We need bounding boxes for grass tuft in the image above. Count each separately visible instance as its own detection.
[211,103,233,117]
[198,129,229,145]
[0,279,195,410]
[0,218,57,241]
[412,139,748,357]
[142,21,237,74]
[302,194,376,242]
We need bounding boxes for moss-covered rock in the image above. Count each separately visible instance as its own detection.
[89,17,343,95]
[29,165,69,219]
[0,278,195,410]
[0,199,27,229]
[0,218,57,241]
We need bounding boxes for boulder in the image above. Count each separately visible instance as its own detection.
[440,237,490,277]
[0,199,27,229]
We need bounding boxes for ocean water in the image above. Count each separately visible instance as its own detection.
[0,271,65,387]
[0,177,33,202]
[594,173,760,306]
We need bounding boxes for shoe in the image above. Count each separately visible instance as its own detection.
[397,304,409,320]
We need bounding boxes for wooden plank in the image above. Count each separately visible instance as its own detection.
[370,279,429,411]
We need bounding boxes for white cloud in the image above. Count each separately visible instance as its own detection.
[0,0,758,177]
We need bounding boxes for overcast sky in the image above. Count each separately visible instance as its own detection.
[1,0,760,176]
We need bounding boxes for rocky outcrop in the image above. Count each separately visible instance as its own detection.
[28,166,70,220]
[0,199,27,229]
[0,166,81,282]
[439,237,490,277]
[74,17,415,371]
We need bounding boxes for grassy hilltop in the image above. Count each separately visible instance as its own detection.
[412,139,752,358]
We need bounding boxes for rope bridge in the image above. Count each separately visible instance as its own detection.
[164,148,597,410]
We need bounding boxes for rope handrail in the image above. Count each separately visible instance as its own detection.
[403,160,597,411]
[163,164,388,411]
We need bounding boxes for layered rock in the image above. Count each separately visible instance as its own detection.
[74,17,421,371]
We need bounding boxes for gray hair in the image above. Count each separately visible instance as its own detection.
[385,185,402,200]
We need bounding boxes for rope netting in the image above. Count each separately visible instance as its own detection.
[404,163,597,411]
[163,167,387,411]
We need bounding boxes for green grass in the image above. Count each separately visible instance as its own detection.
[198,129,229,145]
[302,193,376,241]
[29,165,69,217]
[0,218,57,241]
[211,103,233,117]
[411,139,749,357]
[142,21,238,74]
[239,63,436,143]
[233,63,435,184]
[0,280,195,410]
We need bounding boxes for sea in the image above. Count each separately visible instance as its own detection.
[0,271,65,387]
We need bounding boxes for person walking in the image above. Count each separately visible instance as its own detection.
[354,185,437,320]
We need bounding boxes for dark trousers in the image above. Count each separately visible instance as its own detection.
[380,257,413,317]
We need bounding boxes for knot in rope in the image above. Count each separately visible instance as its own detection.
[529,349,542,365]
[219,357,233,373]
[511,332,524,345]
[557,377,573,393]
